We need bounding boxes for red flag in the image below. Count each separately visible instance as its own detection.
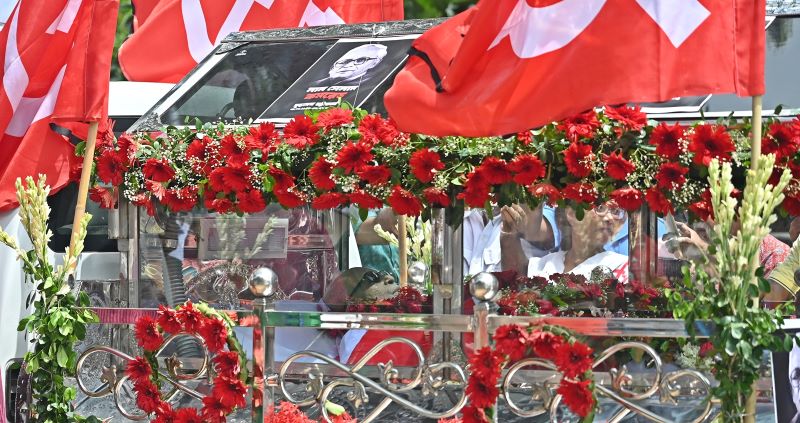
[0,0,119,211]
[119,0,404,83]
[385,0,766,137]
[132,0,160,28]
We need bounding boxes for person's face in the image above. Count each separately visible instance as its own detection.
[567,202,626,249]
[792,366,800,408]
[329,49,382,79]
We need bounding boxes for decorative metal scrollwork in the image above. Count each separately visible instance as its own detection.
[75,334,209,421]
[501,341,713,423]
[278,337,467,423]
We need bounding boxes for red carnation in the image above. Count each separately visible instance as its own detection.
[689,124,735,166]
[529,183,560,205]
[357,165,392,185]
[125,356,152,383]
[605,152,635,181]
[133,380,161,413]
[201,395,232,423]
[309,157,336,191]
[605,105,647,132]
[423,187,450,207]
[336,141,374,174]
[387,186,422,216]
[563,142,594,178]
[468,347,503,381]
[644,187,673,215]
[96,151,128,185]
[89,186,116,209]
[198,318,228,353]
[213,351,241,376]
[763,121,800,162]
[508,154,545,185]
[143,158,175,183]
[219,134,250,167]
[212,375,248,409]
[493,325,529,361]
[528,331,564,361]
[649,122,685,159]
[274,189,305,208]
[177,301,204,333]
[162,186,198,212]
[349,190,384,210]
[611,187,644,211]
[174,408,203,423]
[558,110,601,142]
[186,138,217,175]
[784,194,800,216]
[244,122,278,159]
[554,341,594,378]
[317,108,354,130]
[562,183,597,204]
[465,374,500,408]
[478,157,511,185]
[236,189,266,214]
[157,305,182,334]
[209,165,252,193]
[461,405,490,423]
[656,162,688,189]
[267,167,295,191]
[409,148,445,183]
[311,192,349,210]
[134,316,163,352]
[557,379,595,417]
[283,115,320,148]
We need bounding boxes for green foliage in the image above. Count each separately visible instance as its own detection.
[0,176,98,422]
[111,0,133,81]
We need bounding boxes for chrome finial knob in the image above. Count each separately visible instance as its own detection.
[249,267,278,298]
[470,272,499,302]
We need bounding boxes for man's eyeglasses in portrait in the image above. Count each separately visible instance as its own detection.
[333,57,378,68]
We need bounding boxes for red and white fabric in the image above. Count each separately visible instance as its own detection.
[120,0,404,83]
[385,0,766,137]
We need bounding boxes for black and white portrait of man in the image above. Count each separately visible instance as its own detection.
[316,43,389,86]
[773,329,800,422]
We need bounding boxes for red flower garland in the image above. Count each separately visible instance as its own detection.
[128,301,248,422]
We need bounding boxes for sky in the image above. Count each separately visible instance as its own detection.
[0,0,15,25]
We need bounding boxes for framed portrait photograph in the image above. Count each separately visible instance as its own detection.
[773,321,800,422]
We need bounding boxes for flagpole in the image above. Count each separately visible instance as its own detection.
[69,121,100,257]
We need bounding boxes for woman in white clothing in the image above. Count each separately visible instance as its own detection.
[501,202,627,279]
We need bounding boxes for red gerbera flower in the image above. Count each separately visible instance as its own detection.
[468,347,504,381]
[157,305,182,334]
[465,374,500,408]
[267,167,295,191]
[198,318,228,353]
[387,185,422,216]
[605,105,647,132]
[478,157,511,185]
[96,151,128,185]
[177,301,204,333]
[459,184,491,208]
[644,187,674,215]
[562,183,597,204]
[133,380,161,413]
[610,187,644,211]
[209,165,252,193]
[558,110,601,142]
[409,148,445,183]
[336,141,374,174]
[529,183,560,205]
[131,193,156,216]
[274,189,306,208]
[211,375,248,409]
[557,379,595,417]
[236,189,266,214]
[186,138,218,175]
[244,122,278,159]
[283,115,320,148]
[423,187,450,207]
[784,193,800,216]
[204,191,234,214]
[516,131,533,145]
[461,405,490,423]
[528,331,564,361]
[89,186,116,209]
[134,316,163,352]
[554,341,594,378]
[152,402,175,423]
[649,122,685,159]
[143,158,176,183]
[125,356,152,384]
[689,190,714,221]
[219,134,250,167]
[311,192,349,210]
[358,114,396,145]
[508,154,545,185]
[349,191,384,210]
[563,142,594,178]
[357,165,392,185]
[656,162,688,189]
[162,186,198,212]
[174,408,203,423]
[689,124,735,166]
[309,157,336,191]
[605,152,635,181]
[213,351,241,376]
[763,121,800,162]
[317,108,354,130]
[201,396,232,423]
[493,325,529,361]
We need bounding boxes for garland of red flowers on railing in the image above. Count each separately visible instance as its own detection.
[345,286,431,314]
[85,105,800,220]
[128,301,248,423]
[464,324,596,422]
